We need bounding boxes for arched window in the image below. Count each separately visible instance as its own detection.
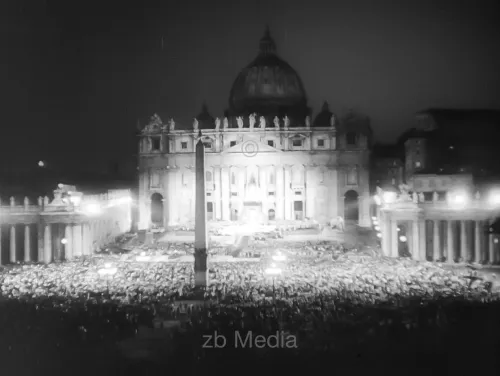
[268,209,276,221]
[231,172,236,185]
[206,171,213,182]
[346,132,357,146]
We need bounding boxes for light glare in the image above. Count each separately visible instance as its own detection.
[382,191,397,203]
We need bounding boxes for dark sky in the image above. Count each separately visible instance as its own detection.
[2,0,500,176]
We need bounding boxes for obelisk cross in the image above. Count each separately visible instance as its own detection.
[194,130,208,290]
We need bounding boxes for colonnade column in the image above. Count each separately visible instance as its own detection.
[214,166,222,220]
[391,219,399,258]
[433,220,441,261]
[24,225,31,262]
[73,225,83,257]
[411,219,420,260]
[418,219,427,261]
[276,165,285,220]
[489,219,495,264]
[474,221,482,264]
[10,225,16,263]
[446,220,454,263]
[284,165,292,220]
[65,224,73,260]
[44,224,52,264]
[460,220,468,261]
[221,166,230,221]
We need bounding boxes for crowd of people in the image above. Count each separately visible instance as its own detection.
[1,240,499,375]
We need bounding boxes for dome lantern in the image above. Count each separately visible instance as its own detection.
[259,25,276,56]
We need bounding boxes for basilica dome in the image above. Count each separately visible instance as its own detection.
[228,27,309,123]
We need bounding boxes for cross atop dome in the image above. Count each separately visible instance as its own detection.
[259,25,276,55]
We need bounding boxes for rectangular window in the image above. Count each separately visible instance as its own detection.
[150,172,160,188]
[391,178,396,185]
[151,137,161,151]
[347,169,358,185]
[292,139,302,147]
[346,132,357,146]
[204,142,212,149]
[206,193,211,196]
[415,161,421,168]
[268,192,275,196]
[295,191,302,195]
[181,142,187,149]
[317,139,325,147]
[268,140,275,147]
[231,192,238,197]
[230,141,236,147]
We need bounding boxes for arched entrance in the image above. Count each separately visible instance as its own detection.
[150,193,164,226]
[344,190,359,221]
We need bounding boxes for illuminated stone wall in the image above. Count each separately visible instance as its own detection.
[138,120,371,229]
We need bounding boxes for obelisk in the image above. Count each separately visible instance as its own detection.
[194,130,208,290]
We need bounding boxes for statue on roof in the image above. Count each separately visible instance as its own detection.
[168,118,175,132]
[273,116,280,129]
[223,117,229,130]
[305,116,311,128]
[193,118,199,132]
[143,113,162,132]
[236,116,244,129]
[259,116,266,129]
[283,115,290,130]
[215,117,221,131]
[330,114,337,128]
[412,192,418,203]
[249,113,256,130]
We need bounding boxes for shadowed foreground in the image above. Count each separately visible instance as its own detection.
[1,298,499,376]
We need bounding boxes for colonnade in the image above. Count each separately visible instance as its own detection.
[0,222,100,265]
[382,217,498,264]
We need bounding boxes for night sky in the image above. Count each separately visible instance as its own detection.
[2,0,500,177]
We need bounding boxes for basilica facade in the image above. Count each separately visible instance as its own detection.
[138,28,372,229]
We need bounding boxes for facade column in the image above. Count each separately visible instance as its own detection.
[284,165,292,220]
[44,224,52,264]
[418,219,427,261]
[411,219,420,260]
[474,221,482,264]
[167,170,178,225]
[446,220,454,263]
[138,171,149,230]
[390,219,399,258]
[221,166,230,221]
[259,165,268,215]
[489,219,495,264]
[237,166,245,216]
[73,225,83,257]
[10,225,16,263]
[460,220,468,262]
[331,167,340,220]
[433,220,440,261]
[65,224,73,260]
[276,165,285,220]
[214,166,222,220]
[305,166,315,219]
[0,225,2,265]
[24,225,31,262]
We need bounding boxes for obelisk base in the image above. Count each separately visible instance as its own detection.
[194,271,208,287]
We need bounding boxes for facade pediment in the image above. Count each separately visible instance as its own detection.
[288,133,308,139]
[222,140,282,154]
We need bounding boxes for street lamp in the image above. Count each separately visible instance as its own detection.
[264,263,282,304]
